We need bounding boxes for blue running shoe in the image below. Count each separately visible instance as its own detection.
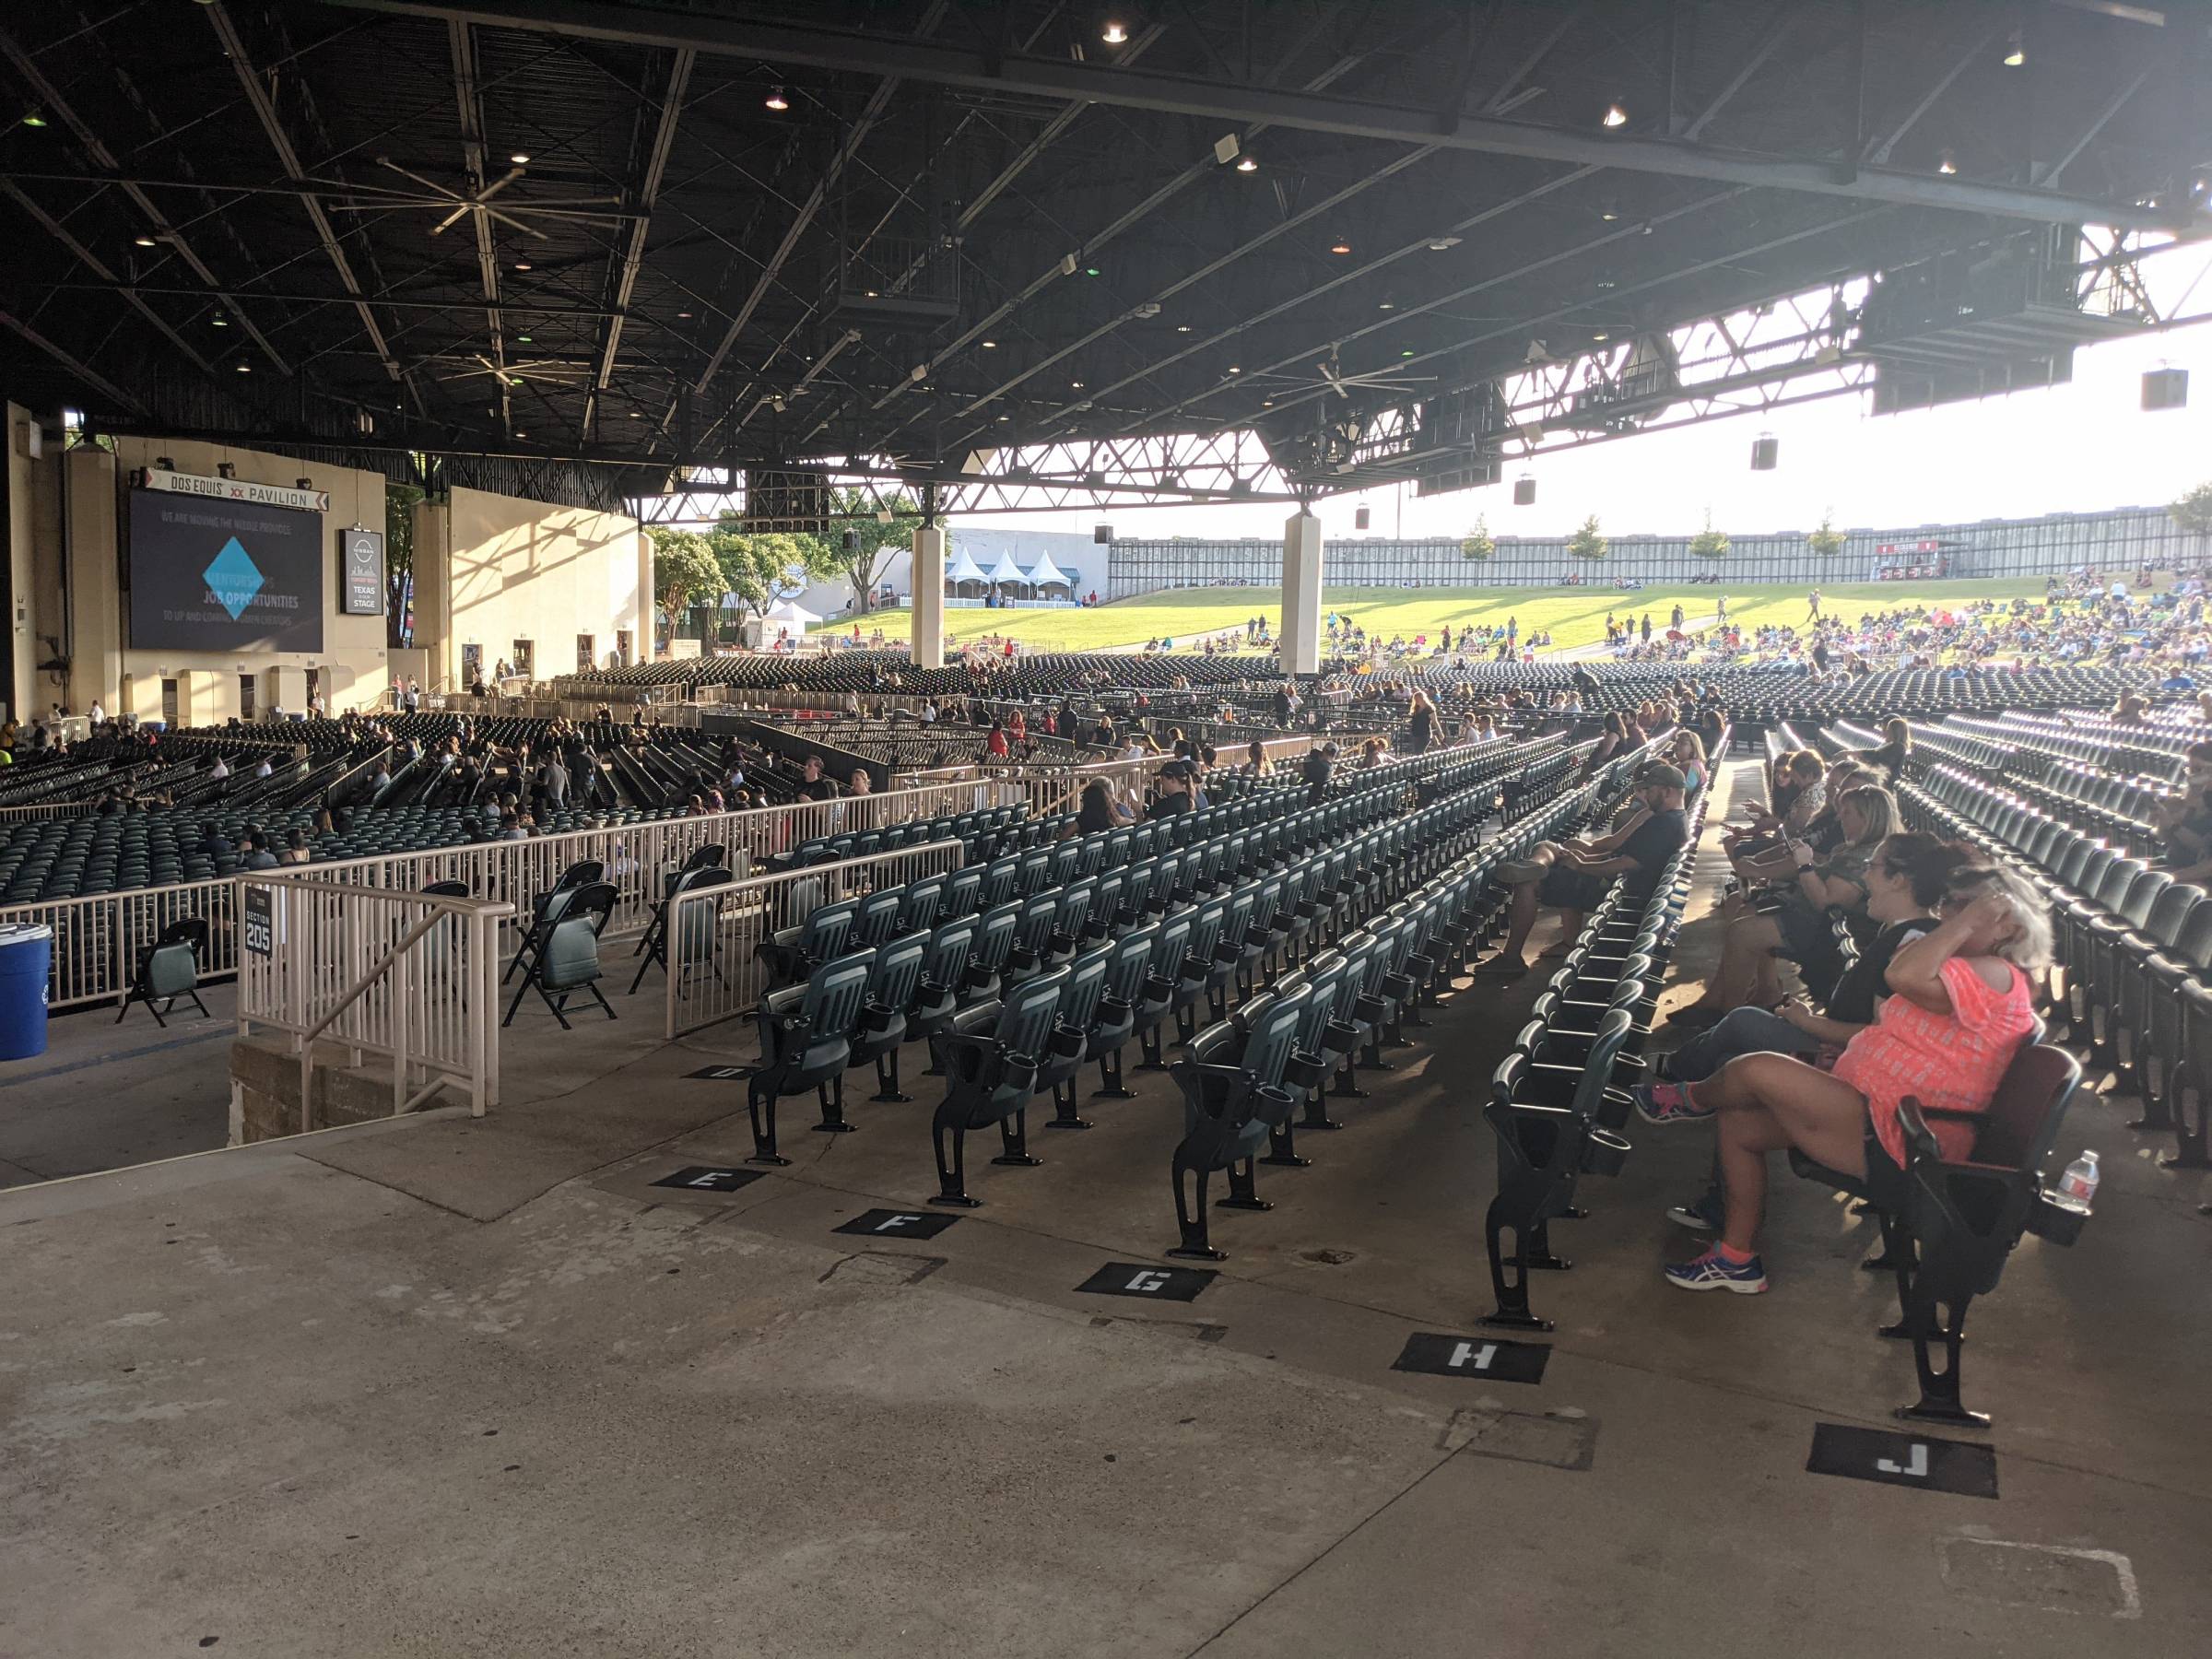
[1664,1251,1768,1294]
[1632,1081,1718,1125]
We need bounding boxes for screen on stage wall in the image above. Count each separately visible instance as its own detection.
[127,488,324,652]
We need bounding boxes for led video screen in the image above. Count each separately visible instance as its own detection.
[127,488,324,652]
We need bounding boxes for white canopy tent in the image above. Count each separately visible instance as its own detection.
[944,548,990,594]
[1024,550,1075,594]
[763,599,822,627]
[983,550,1030,595]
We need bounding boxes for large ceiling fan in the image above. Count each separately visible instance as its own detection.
[1254,344,1437,401]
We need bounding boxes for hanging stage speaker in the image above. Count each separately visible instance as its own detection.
[1750,436,1779,470]
[1094,524,1113,543]
[1355,506,1371,529]
[1512,477,1536,505]
[2143,368,2189,411]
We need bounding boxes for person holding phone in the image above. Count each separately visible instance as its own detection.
[1669,785,1897,1029]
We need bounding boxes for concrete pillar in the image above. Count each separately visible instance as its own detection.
[912,524,946,670]
[1280,511,1324,677]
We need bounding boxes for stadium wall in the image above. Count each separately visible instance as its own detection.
[413,486,649,689]
[1105,504,2193,595]
[1,428,649,724]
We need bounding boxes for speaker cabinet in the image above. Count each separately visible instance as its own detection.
[2143,368,2189,411]
[1093,524,1113,543]
[1512,477,1536,505]
[1749,436,1779,470]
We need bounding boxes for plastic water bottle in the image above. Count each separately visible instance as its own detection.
[2057,1150,2100,1207]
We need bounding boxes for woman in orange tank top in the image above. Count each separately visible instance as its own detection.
[1630,865,2049,1294]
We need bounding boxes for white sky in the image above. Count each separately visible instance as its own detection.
[975,245,2212,544]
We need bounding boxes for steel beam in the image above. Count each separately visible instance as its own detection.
[203,4,407,388]
[325,0,2190,231]
[0,181,214,373]
[0,309,147,413]
[586,48,693,440]
[0,24,291,372]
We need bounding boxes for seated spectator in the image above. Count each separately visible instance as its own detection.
[1655,833,1983,1230]
[1721,749,1821,865]
[279,829,312,866]
[794,755,838,803]
[1579,712,1629,777]
[1631,865,2047,1293]
[1669,729,1708,795]
[240,832,280,871]
[1475,763,1690,979]
[2151,741,2212,873]
[1730,756,1861,885]
[1146,764,1193,819]
[1673,784,1898,1026]
[1863,715,1912,781]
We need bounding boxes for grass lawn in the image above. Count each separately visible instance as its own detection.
[818,579,2051,655]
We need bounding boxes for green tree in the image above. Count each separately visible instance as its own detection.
[1459,515,1495,561]
[1807,509,1847,559]
[1567,514,1607,560]
[2171,482,2212,552]
[826,487,926,611]
[707,518,842,623]
[648,525,724,643]
[1689,512,1730,560]
[383,480,425,649]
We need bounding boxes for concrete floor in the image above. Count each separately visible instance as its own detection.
[4,760,2207,1657]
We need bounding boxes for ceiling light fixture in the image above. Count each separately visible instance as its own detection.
[1070,380,1085,388]
[1175,324,1192,333]
[234,363,251,374]
[1330,240,1352,254]
[1602,102,1629,128]
[211,315,229,327]
[1428,236,1461,252]
[1400,348,1415,359]
[1592,331,1609,341]
[982,338,998,348]
[513,261,531,271]
[1600,201,1620,221]
[1084,265,1100,276]
[1938,151,1958,174]
[1227,365,1241,374]
[516,334,532,343]
[510,152,530,164]
[764,86,789,111]
[2003,30,2024,66]
[20,112,46,128]
[627,410,641,418]
[1235,154,1258,173]
[1101,19,1129,44]
[1378,300,1395,311]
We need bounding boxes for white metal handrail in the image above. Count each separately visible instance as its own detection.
[663,840,967,1039]
[0,776,1025,1011]
[235,877,513,1124]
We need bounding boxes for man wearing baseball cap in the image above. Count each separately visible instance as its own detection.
[1475,761,1689,979]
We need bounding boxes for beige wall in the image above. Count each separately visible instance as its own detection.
[415,485,645,688]
[15,437,397,724]
[3,423,645,724]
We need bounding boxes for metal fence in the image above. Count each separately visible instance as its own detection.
[2,776,1027,1011]
[235,877,512,1124]
[1108,504,2201,594]
[664,840,967,1039]
[0,800,100,823]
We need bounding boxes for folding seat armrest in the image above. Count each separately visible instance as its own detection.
[1354,991,1388,1023]
[1213,937,1242,966]
[1322,1017,1359,1052]
[1382,970,1416,1001]
[959,962,998,994]
[1098,993,1134,1020]
[1283,1050,1330,1092]
[1142,970,1178,1001]
[1048,1025,1087,1062]
[858,1000,900,1036]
